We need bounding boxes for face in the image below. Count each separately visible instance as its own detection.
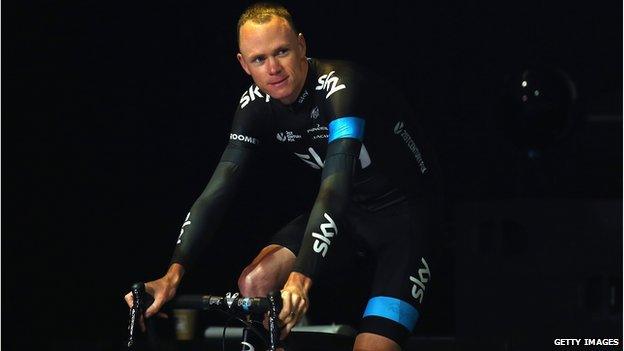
[237,16,308,105]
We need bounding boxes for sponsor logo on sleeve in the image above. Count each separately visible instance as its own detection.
[239,85,270,109]
[230,133,260,145]
[315,71,346,99]
[294,144,371,169]
[394,121,427,174]
[176,212,192,244]
[409,257,430,304]
[312,213,337,257]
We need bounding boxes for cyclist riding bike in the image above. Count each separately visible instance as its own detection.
[125,3,444,350]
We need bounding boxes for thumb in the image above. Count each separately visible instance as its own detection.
[145,298,164,318]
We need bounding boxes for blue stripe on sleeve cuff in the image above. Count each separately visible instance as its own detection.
[362,296,420,331]
[328,117,365,143]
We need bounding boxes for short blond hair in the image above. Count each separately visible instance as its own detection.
[237,2,298,48]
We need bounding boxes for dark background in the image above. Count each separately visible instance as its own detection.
[3,0,622,349]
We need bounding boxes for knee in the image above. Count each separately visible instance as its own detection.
[238,263,274,297]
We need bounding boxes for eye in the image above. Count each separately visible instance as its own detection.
[252,56,265,64]
[276,49,289,56]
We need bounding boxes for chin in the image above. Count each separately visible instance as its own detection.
[268,88,293,102]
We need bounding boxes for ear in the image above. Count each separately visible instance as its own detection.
[237,53,251,75]
[297,33,307,57]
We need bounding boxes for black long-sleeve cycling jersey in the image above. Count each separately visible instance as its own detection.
[171,58,441,279]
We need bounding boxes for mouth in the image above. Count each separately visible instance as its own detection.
[268,76,288,87]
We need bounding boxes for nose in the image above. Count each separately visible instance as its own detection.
[267,57,282,75]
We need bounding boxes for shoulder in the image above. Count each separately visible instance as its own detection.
[230,84,272,144]
[309,58,392,100]
[311,59,365,90]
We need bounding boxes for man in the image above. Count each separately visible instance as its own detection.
[125,3,443,350]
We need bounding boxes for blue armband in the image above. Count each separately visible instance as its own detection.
[328,117,365,143]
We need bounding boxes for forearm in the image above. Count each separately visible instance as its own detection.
[170,143,253,270]
[292,139,360,279]
[165,263,185,283]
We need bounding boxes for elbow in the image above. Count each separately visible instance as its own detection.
[315,186,350,216]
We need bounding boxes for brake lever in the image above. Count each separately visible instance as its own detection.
[267,291,283,351]
[127,282,146,348]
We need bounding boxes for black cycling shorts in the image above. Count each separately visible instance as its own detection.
[268,199,436,346]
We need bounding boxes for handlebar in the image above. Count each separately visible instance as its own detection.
[170,293,273,314]
[126,282,283,350]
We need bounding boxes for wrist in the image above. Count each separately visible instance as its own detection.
[285,271,313,292]
[165,263,185,287]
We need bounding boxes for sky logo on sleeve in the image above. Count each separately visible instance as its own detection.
[176,212,191,244]
[312,213,337,257]
[410,257,431,304]
[316,71,346,99]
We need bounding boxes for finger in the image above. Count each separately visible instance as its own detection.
[124,293,134,308]
[279,291,292,321]
[139,315,146,333]
[296,298,307,315]
[280,319,297,340]
[290,295,301,311]
[156,312,169,319]
[145,298,164,318]
[285,295,303,324]
[281,312,293,327]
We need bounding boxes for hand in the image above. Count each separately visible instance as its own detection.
[124,263,184,330]
[278,272,312,340]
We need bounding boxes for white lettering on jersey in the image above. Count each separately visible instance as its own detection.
[393,121,427,174]
[276,131,302,142]
[359,144,371,168]
[176,212,191,244]
[410,257,431,304]
[239,85,264,109]
[315,71,346,99]
[294,146,372,169]
[294,148,324,169]
[312,213,337,257]
[230,133,259,145]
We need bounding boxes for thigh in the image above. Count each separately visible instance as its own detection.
[350,200,435,347]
